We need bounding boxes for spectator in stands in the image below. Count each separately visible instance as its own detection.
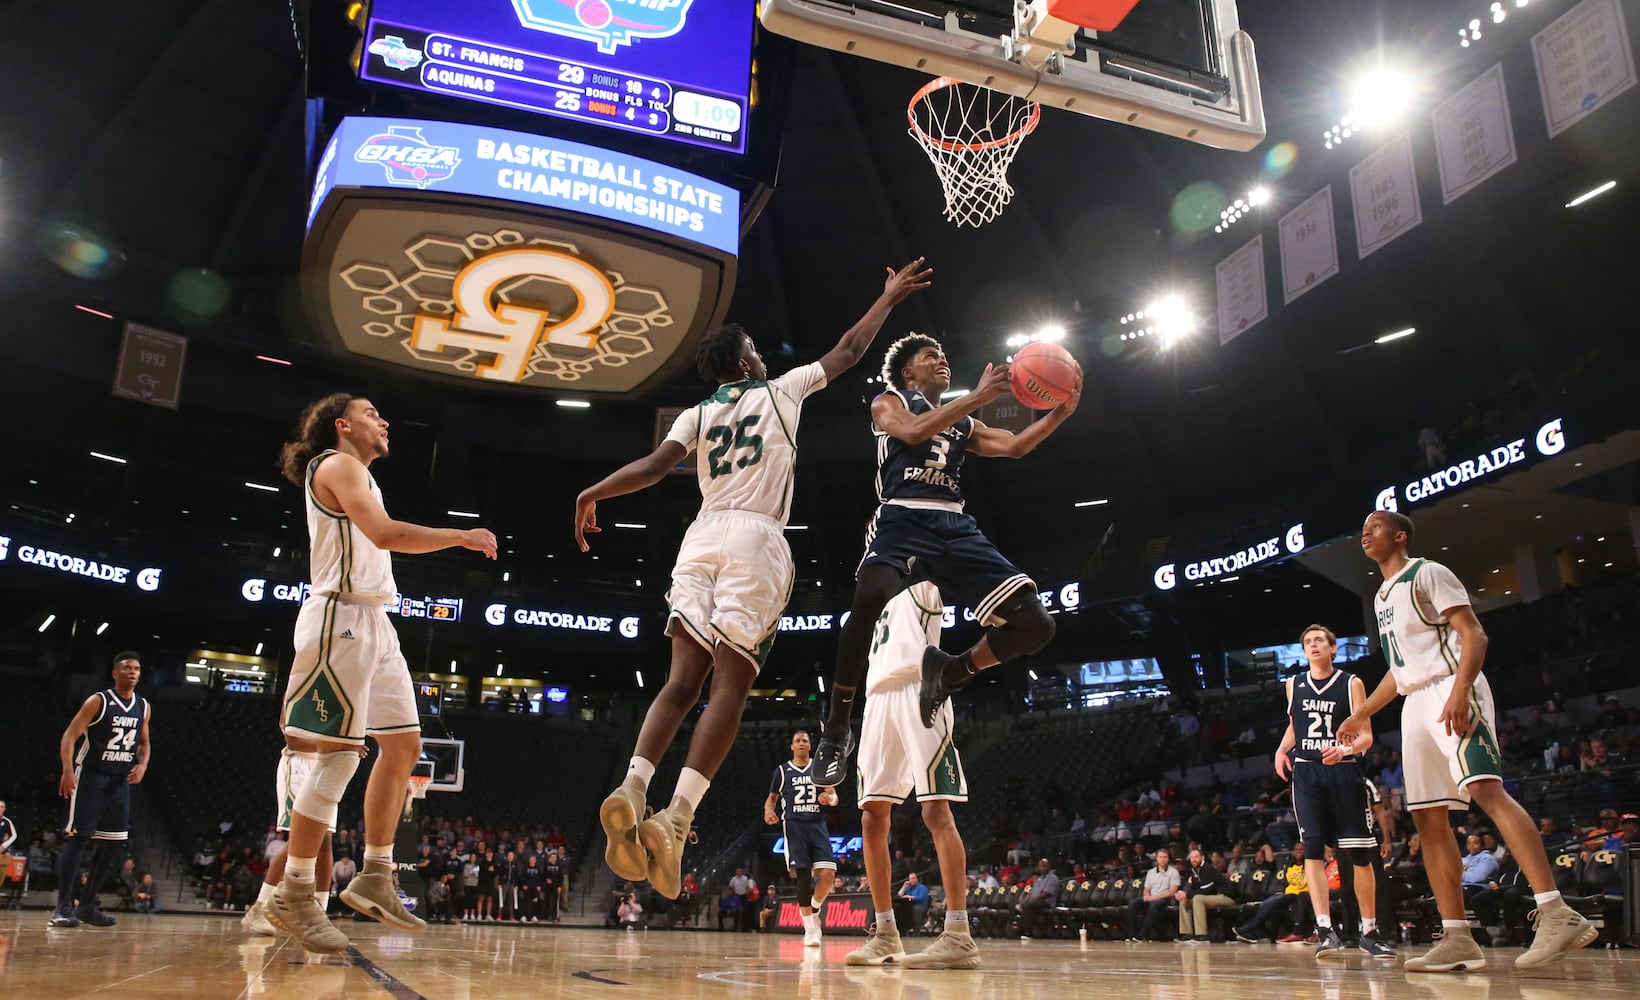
[461,852,480,921]
[206,859,236,910]
[1017,859,1060,941]
[1460,835,1499,900]
[618,891,645,930]
[1580,809,1621,851]
[192,842,217,883]
[1125,848,1177,942]
[728,866,753,923]
[1233,842,1307,942]
[519,853,545,923]
[1581,738,1623,774]
[333,829,358,865]
[894,871,930,935]
[717,884,742,931]
[331,855,357,914]
[1225,845,1253,879]
[115,859,139,911]
[1538,817,1561,850]
[675,871,699,927]
[499,849,520,921]
[427,873,451,924]
[1279,846,1338,944]
[0,802,15,855]
[1176,847,1234,943]
[976,867,999,891]
[128,873,160,913]
[1608,814,1639,850]
[1482,832,1507,863]
[757,884,779,932]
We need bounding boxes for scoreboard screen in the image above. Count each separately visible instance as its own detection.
[415,682,443,717]
[360,1,755,154]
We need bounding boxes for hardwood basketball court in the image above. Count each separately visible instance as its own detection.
[1,912,1633,998]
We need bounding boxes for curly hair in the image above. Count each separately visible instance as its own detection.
[880,332,941,390]
[278,392,361,485]
[696,324,752,384]
[1377,510,1415,549]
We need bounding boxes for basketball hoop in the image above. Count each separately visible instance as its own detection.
[407,774,432,800]
[908,77,1041,228]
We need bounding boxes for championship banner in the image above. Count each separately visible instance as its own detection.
[1278,186,1339,305]
[1433,63,1517,205]
[1532,0,1636,138]
[1215,234,1267,345]
[112,322,187,410]
[1349,133,1423,260]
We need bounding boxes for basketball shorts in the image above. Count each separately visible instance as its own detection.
[66,768,130,841]
[858,676,968,804]
[859,504,1034,625]
[782,820,837,873]
[275,750,335,834]
[1291,760,1375,854]
[1400,673,1502,811]
[666,509,793,669]
[282,594,419,745]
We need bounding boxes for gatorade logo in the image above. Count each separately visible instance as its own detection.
[1534,418,1566,456]
[1154,563,1177,590]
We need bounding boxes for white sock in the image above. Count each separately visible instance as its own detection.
[285,856,317,883]
[626,757,655,789]
[364,845,394,870]
[1442,920,1470,931]
[673,767,710,813]
[947,909,969,929]
[811,898,824,912]
[876,912,897,933]
[316,891,330,909]
[258,882,278,905]
[1533,890,1562,906]
[1361,918,1377,935]
[1316,914,1332,929]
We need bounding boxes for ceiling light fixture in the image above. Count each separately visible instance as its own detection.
[1074,498,1109,508]
[255,355,293,366]
[75,304,115,319]
[556,399,591,409]
[1375,327,1416,344]
[245,482,280,493]
[90,451,127,464]
[1565,180,1616,208]
[447,510,481,518]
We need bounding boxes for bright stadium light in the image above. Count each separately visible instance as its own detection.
[556,399,591,409]
[1375,327,1417,344]
[97,622,110,635]
[1565,180,1616,208]
[1037,324,1066,342]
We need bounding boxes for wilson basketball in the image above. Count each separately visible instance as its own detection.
[1009,342,1079,409]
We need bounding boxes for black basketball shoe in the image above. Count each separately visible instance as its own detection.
[812,720,855,788]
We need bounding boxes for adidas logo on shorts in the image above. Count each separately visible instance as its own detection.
[339,629,356,639]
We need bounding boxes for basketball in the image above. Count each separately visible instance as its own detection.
[1009,342,1079,409]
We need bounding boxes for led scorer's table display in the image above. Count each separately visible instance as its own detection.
[360,1,753,154]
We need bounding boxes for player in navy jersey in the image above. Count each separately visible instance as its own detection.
[763,731,840,947]
[813,333,1080,785]
[50,651,151,928]
[1274,625,1394,960]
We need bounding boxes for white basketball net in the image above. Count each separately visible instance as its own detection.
[908,77,1041,228]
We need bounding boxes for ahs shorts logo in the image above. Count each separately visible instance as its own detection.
[511,0,694,55]
[311,690,330,724]
[353,126,461,189]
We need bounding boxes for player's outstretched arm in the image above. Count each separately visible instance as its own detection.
[872,363,1008,445]
[574,440,690,552]
[817,258,934,382]
[57,695,101,797]
[318,453,498,558]
[969,367,1082,458]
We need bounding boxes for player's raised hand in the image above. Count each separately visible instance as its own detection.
[1058,367,1084,415]
[973,362,1012,403]
[460,528,499,559]
[574,493,601,552]
[882,257,934,303]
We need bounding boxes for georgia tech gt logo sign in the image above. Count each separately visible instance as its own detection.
[412,248,616,383]
[1375,417,1568,512]
[1154,523,1306,591]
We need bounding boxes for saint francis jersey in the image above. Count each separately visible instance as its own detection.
[1373,558,1471,693]
[1287,670,1357,764]
[664,362,827,526]
[864,582,944,696]
[874,388,972,507]
[77,689,149,776]
[306,450,397,602]
[770,760,824,823]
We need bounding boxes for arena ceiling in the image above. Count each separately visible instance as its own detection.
[0,0,1636,688]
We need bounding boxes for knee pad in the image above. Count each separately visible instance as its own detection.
[987,589,1055,661]
[290,750,360,829]
[795,868,813,906]
[1343,847,1375,868]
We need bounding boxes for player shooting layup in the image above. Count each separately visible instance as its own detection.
[813,334,1080,786]
[269,393,496,953]
[1339,510,1595,972]
[764,730,840,947]
[580,260,932,901]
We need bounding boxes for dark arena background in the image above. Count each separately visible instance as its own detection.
[0,1,1637,996]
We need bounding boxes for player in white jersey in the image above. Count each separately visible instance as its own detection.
[577,259,932,899]
[267,393,497,954]
[1339,511,1594,972]
[846,583,979,970]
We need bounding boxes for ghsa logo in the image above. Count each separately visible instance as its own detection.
[511,0,693,55]
[353,126,460,190]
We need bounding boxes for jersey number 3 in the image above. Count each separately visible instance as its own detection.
[705,416,765,478]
